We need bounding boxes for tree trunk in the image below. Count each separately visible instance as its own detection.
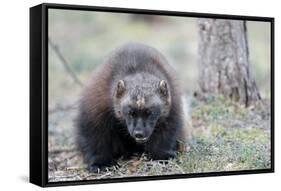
[198,19,261,106]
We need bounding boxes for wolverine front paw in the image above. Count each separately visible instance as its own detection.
[149,150,176,160]
[88,161,119,173]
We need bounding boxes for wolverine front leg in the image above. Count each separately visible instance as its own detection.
[145,128,177,160]
[80,138,117,173]
[77,124,121,172]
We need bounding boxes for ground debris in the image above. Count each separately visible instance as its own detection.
[48,97,271,182]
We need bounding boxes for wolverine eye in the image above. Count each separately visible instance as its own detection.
[144,110,152,116]
[128,110,136,117]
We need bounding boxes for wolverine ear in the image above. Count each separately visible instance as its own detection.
[159,80,168,96]
[116,80,126,98]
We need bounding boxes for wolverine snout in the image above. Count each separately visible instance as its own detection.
[133,130,149,143]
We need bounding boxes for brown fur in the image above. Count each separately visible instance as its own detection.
[76,43,190,172]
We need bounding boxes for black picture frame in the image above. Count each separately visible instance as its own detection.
[30,3,275,187]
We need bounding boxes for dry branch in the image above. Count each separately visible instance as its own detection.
[49,147,76,154]
[48,37,84,87]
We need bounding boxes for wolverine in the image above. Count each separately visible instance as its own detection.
[76,43,188,172]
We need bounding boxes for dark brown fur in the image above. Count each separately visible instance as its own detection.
[76,43,187,172]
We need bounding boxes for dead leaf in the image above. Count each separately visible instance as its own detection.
[127,159,142,173]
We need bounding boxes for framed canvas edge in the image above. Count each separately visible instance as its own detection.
[29,3,275,187]
[30,4,43,187]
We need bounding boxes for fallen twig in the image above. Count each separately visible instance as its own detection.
[49,147,76,154]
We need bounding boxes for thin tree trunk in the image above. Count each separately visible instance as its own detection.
[198,19,261,106]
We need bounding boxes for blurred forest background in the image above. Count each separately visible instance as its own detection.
[48,9,271,182]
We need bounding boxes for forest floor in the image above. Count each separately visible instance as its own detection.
[48,96,271,182]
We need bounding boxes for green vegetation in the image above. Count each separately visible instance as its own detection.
[48,97,271,181]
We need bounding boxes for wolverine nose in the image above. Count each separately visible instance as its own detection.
[134,130,145,139]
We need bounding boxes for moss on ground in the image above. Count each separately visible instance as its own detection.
[48,96,271,182]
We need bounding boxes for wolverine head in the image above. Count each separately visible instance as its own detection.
[113,74,171,143]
